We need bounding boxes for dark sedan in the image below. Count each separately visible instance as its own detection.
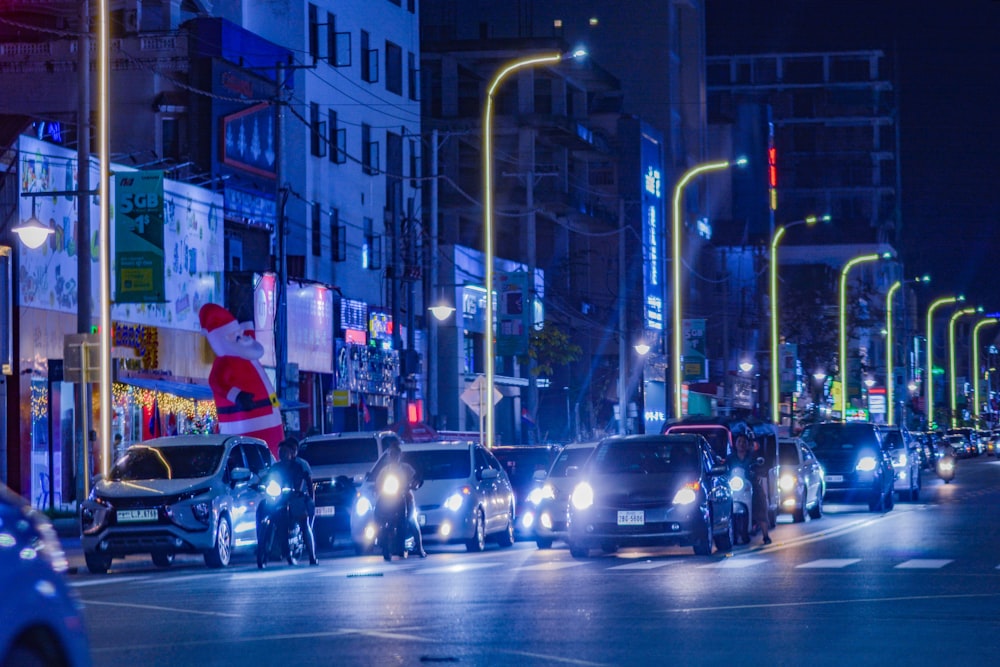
[799,422,894,513]
[566,434,733,557]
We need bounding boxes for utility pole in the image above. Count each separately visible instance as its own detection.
[618,198,627,435]
[274,62,288,409]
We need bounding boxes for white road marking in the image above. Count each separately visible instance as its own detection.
[608,560,677,570]
[894,559,953,569]
[796,559,862,569]
[518,561,587,571]
[414,562,499,575]
[70,575,153,588]
[698,557,768,569]
[81,599,241,618]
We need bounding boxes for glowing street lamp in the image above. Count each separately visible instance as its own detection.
[769,214,829,424]
[482,49,585,449]
[885,276,930,426]
[925,296,962,430]
[838,253,890,418]
[949,306,980,428]
[972,318,999,427]
[671,157,747,419]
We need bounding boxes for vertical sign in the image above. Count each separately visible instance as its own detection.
[641,127,664,331]
[115,171,165,303]
[780,342,798,393]
[496,271,529,356]
[682,318,707,382]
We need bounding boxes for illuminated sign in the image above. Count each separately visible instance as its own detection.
[768,122,777,211]
[369,309,393,344]
[696,217,712,240]
[644,167,661,197]
[340,298,367,331]
[641,127,665,331]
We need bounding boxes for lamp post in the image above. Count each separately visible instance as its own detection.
[949,306,979,428]
[671,157,745,419]
[769,214,829,425]
[838,253,888,419]
[972,318,999,428]
[97,0,113,478]
[925,295,962,430]
[482,50,584,449]
[885,275,930,426]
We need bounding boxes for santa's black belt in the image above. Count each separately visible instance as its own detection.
[217,400,273,414]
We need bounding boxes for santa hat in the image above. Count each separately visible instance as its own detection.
[199,303,241,340]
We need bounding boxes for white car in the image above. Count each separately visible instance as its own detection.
[352,441,516,552]
[80,435,273,573]
[878,426,922,501]
[0,482,91,666]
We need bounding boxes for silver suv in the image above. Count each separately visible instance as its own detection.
[80,435,273,573]
[298,431,402,550]
[878,425,922,501]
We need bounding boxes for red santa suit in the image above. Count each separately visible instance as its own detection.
[199,303,285,457]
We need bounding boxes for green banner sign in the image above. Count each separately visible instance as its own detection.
[682,318,706,382]
[496,270,530,356]
[115,171,165,303]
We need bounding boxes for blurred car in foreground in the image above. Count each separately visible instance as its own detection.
[80,435,273,573]
[878,426,922,501]
[776,437,825,522]
[800,422,894,512]
[352,441,516,552]
[298,431,402,550]
[490,445,561,539]
[1,483,91,667]
[526,441,597,549]
[566,434,733,557]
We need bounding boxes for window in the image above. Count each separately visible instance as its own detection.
[330,208,345,261]
[161,118,179,160]
[311,202,322,257]
[328,110,346,164]
[385,131,403,204]
[361,30,379,83]
[363,216,381,270]
[385,41,402,95]
[329,14,351,67]
[310,102,326,157]
[409,137,419,188]
[308,4,320,61]
[362,123,379,175]
[407,52,419,101]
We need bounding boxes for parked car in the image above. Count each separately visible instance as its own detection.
[80,434,273,573]
[878,425,922,501]
[298,431,403,550]
[565,434,734,557]
[352,441,516,552]
[0,483,91,667]
[527,441,598,549]
[799,422,894,512]
[490,445,561,539]
[776,437,826,522]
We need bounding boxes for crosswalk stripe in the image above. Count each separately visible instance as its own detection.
[894,559,953,569]
[796,559,862,569]
[609,560,677,570]
[518,561,586,571]
[70,575,152,588]
[698,557,768,569]
[414,562,499,575]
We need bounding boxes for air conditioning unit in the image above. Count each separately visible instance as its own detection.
[124,9,139,34]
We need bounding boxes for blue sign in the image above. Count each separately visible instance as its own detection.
[640,126,665,331]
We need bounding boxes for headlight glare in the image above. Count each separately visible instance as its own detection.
[729,475,745,492]
[571,482,594,510]
[672,486,697,505]
[444,493,464,512]
[856,456,877,472]
[355,496,372,516]
[779,474,796,492]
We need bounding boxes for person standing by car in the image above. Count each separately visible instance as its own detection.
[730,432,771,545]
[259,437,318,565]
[377,443,426,558]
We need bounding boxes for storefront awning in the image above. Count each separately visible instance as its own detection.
[119,376,214,401]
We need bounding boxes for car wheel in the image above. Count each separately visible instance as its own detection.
[204,514,232,568]
[792,490,806,523]
[569,545,589,559]
[85,551,111,574]
[713,513,734,552]
[808,491,823,520]
[465,508,486,552]
[4,641,51,667]
[536,538,553,550]
[692,512,714,556]
[496,506,515,548]
[152,552,175,568]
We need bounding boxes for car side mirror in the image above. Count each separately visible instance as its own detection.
[481,468,500,481]
[532,469,547,482]
[231,467,251,485]
[710,464,728,476]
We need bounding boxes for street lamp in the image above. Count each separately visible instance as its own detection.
[482,49,585,449]
[769,214,829,425]
[925,295,963,430]
[972,318,999,428]
[838,252,890,419]
[949,306,980,428]
[11,198,55,249]
[885,276,930,426]
[671,157,746,419]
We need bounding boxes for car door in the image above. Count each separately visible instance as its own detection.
[800,443,822,506]
[230,441,267,543]
[485,448,514,527]
[472,446,500,532]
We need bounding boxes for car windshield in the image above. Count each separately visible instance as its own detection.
[592,440,700,475]
[549,447,594,478]
[109,445,222,481]
[299,438,379,466]
[778,442,800,465]
[493,449,554,487]
[666,426,729,460]
[800,424,878,452]
[401,450,471,480]
[881,431,904,449]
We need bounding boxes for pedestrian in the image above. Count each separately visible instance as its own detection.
[749,438,772,545]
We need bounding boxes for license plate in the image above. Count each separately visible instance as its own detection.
[825,475,844,483]
[315,506,336,517]
[617,510,644,526]
[418,513,426,526]
[117,509,158,523]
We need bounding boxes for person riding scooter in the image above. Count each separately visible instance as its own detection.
[375,443,426,559]
[728,431,771,545]
[257,437,318,567]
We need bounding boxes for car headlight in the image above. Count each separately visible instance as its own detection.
[779,474,796,492]
[527,483,555,506]
[355,495,372,516]
[672,483,698,505]
[191,501,211,524]
[571,482,594,510]
[265,479,282,498]
[380,473,401,496]
[856,456,877,472]
[444,492,465,512]
[729,475,745,492]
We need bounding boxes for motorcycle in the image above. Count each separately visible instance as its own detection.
[936,453,956,484]
[373,468,418,561]
[256,476,307,568]
[728,465,753,545]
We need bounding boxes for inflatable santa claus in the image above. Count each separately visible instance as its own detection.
[199,303,284,457]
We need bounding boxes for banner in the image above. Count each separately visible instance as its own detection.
[780,342,798,394]
[115,171,166,303]
[496,270,530,356]
[682,318,707,382]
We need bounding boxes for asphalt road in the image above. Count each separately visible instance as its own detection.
[65,456,1000,666]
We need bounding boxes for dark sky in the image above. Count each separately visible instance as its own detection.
[706,0,1000,311]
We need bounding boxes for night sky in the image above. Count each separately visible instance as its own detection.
[706,0,1000,311]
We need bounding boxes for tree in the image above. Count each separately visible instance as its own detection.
[518,323,582,378]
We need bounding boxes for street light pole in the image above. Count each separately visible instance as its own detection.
[949,306,978,428]
[838,253,885,419]
[97,0,113,478]
[482,50,584,449]
[671,158,744,419]
[926,295,961,430]
[769,214,827,426]
[972,318,999,428]
[886,276,930,426]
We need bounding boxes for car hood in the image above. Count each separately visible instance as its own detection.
[309,462,374,481]
[414,478,498,505]
[94,477,216,499]
[587,472,699,501]
[811,449,881,473]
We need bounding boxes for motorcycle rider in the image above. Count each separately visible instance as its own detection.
[257,436,318,566]
[376,442,426,558]
[728,431,771,545]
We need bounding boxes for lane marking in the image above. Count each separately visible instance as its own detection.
[82,599,241,618]
[796,559,862,569]
[895,559,953,569]
[70,575,152,588]
[698,557,768,569]
[518,561,586,571]
[609,560,677,570]
[667,591,1000,614]
[414,562,499,575]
